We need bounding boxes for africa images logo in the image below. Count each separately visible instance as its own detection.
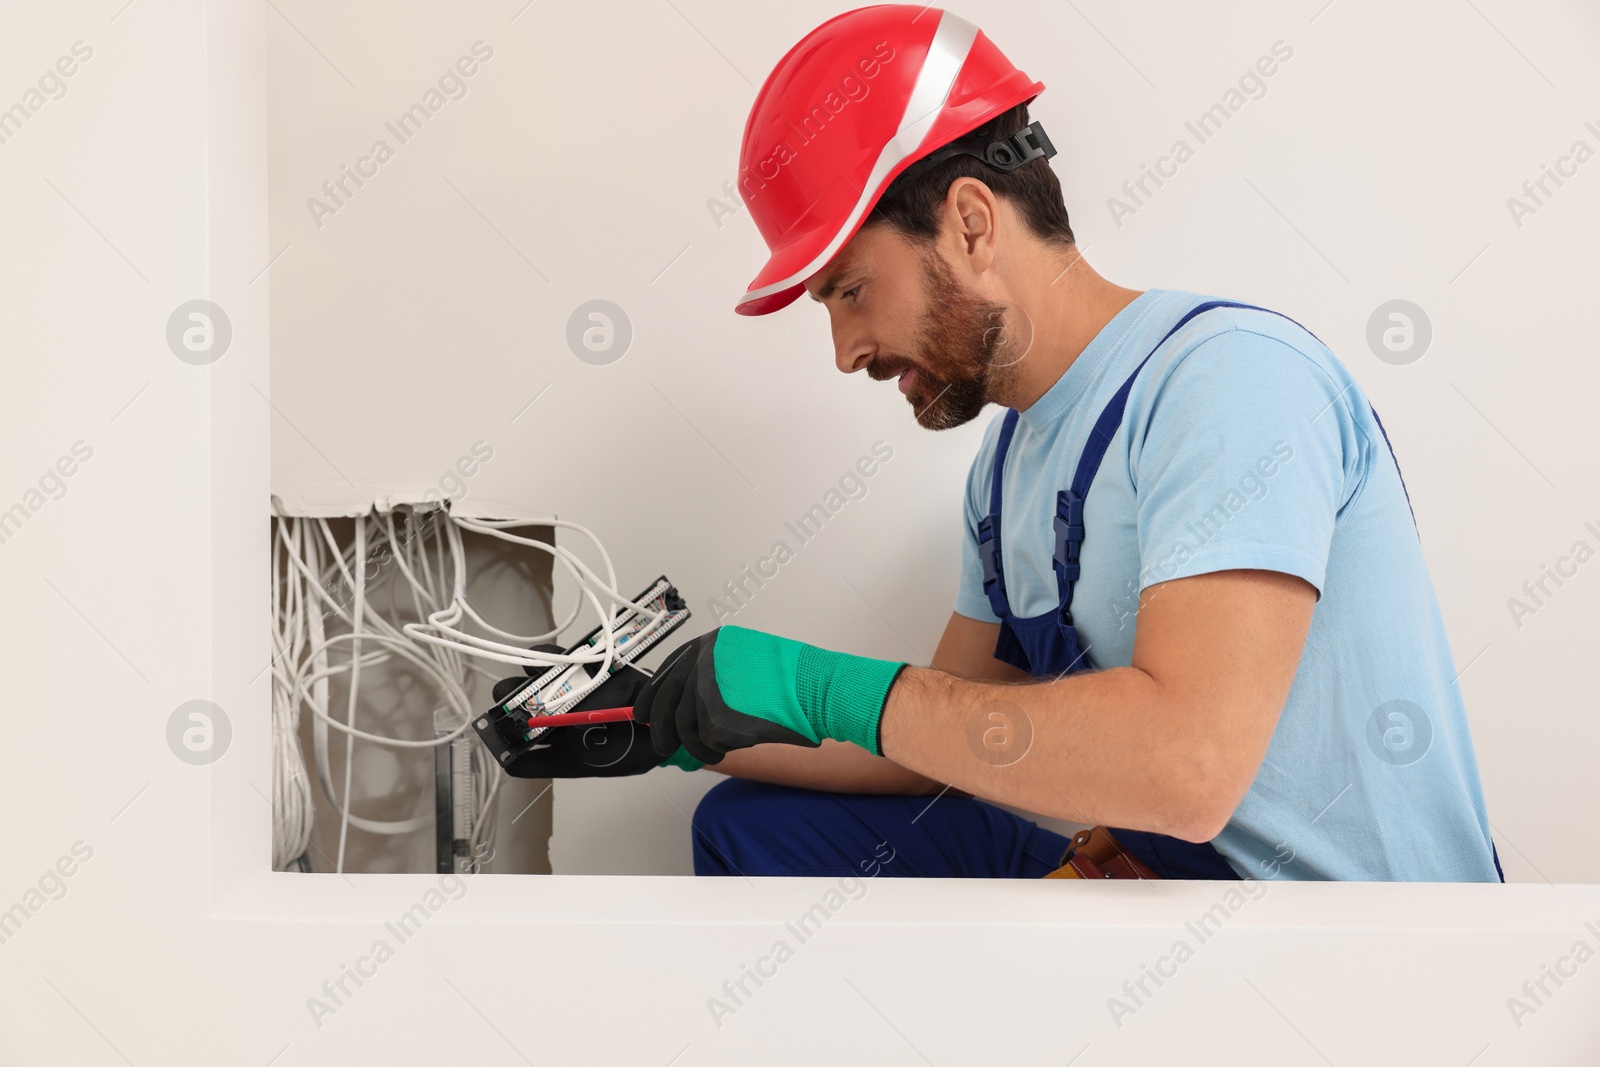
[1365,700,1432,767]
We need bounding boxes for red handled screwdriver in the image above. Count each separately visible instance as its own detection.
[526,706,635,729]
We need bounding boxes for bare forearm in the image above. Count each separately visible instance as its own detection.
[712,739,943,795]
[704,613,1020,796]
[877,665,1232,840]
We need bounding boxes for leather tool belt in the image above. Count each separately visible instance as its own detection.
[1044,826,1160,879]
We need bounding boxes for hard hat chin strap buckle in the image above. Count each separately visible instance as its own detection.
[983,120,1056,171]
[881,120,1057,202]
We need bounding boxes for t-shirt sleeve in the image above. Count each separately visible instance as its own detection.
[1128,328,1363,597]
[955,425,1003,623]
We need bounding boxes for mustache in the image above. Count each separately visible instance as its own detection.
[866,357,917,382]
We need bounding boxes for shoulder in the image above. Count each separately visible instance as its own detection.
[1131,296,1364,425]
[1119,296,1377,500]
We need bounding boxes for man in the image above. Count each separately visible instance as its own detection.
[517,5,1501,882]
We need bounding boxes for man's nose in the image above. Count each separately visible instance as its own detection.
[832,322,873,375]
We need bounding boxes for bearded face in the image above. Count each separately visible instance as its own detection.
[867,248,1021,430]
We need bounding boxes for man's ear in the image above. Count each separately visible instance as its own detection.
[946,177,999,274]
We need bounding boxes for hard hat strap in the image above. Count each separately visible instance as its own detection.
[881,120,1057,203]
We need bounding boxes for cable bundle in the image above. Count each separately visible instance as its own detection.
[268,507,669,873]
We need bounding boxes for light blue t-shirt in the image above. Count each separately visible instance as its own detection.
[956,289,1499,882]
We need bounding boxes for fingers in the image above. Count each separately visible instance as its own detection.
[503,722,662,778]
[635,640,699,757]
[674,663,722,766]
[635,642,695,726]
[500,743,560,779]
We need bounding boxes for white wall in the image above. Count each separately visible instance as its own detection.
[3,0,1600,1062]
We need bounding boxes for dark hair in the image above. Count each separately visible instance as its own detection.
[866,102,1075,247]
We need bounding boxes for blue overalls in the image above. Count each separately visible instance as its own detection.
[690,298,1490,881]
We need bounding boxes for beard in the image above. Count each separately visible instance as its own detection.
[869,249,1019,431]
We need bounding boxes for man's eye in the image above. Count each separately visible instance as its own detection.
[842,285,861,302]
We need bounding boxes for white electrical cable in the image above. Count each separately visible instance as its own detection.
[334,517,366,874]
[397,516,680,716]
[406,516,665,664]
[269,520,316,869]
[278,512,497,860]
[463,516,668,626]
[278,517,454,850]
[268,506,671,874]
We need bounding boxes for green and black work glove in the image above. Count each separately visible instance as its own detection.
[632,626,908,765]
[491,666,703,778]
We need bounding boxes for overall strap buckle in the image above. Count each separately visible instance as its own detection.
[1052,490,1084,584]
[1051,490,1085,628]
[1049,495,1088,633]
[978,514,1008,619]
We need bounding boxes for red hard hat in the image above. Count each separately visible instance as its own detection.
[734,5,1047,316]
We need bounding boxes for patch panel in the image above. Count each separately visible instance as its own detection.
[471,576,689,768]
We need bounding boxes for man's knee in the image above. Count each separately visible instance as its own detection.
[691,778,879,876]
[692,776,766,835]
[690,777,771,875]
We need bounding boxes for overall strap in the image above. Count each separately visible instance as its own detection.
[978,408,1021,619]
